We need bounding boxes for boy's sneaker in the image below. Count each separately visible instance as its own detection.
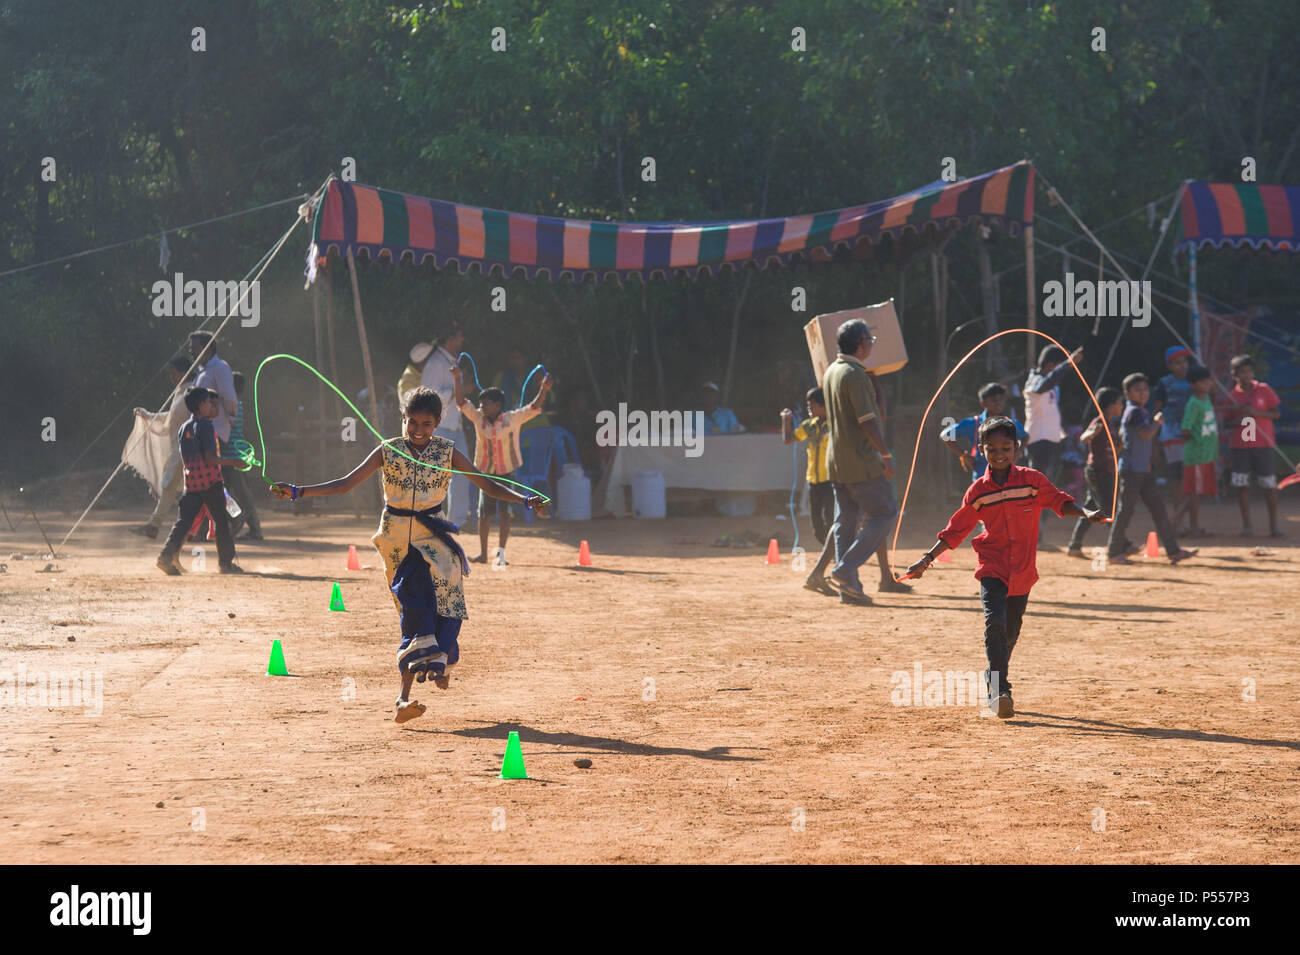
[877,578,914,594]
[1066,546,1087,559]
[838,591,874,606]
[130,524,159,539]
[1168,548,1198,565]
[155,555,182,576]
[994,692,1014,719]
[218,563,245,574]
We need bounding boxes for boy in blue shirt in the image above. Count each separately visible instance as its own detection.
[941,382,1028,480]
[1151,346,1193,518]
[1106,374,1197,565]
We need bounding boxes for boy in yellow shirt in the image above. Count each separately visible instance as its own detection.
[782,388,837,594]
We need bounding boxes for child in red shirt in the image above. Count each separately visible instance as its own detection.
[1225,354,1284,537]
[905,417,1107,718]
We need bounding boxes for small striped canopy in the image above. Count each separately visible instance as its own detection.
[1176,181,1300,255]
[309,161,1034,283]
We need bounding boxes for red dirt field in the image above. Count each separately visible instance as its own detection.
[1,500,1297,864]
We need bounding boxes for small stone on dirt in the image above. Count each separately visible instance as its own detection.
[574,758,593,769]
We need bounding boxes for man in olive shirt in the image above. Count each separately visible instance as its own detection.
[823,319,899,605]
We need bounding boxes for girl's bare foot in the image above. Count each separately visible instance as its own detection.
[395,699,426,723]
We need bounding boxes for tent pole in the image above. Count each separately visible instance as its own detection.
[324,262,343,423]
[312,278,327,477]
[345,247,383,449]
[1024,224,1036,374]
[1188,246,1201,357]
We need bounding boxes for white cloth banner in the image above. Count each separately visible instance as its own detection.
[603,432,805,516]
[121,413,176,499]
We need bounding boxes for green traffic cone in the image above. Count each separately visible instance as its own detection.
[266,639,288,676]
[329,582,346,611]
[499,730,527,779]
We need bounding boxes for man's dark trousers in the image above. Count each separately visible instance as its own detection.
[221,465,263,536]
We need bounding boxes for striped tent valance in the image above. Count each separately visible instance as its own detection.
[1176,181,1300,255]
[309,160,1034,284]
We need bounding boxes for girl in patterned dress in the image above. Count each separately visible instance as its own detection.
[271,387,549,724]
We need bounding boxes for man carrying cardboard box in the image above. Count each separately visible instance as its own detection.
[822,319,902,606]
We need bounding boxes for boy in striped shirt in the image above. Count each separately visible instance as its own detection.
[905,417,1108,718]
[454,363,552,565]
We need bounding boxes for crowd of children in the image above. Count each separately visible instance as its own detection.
[938,345,1288,550]
[907,340,1293,718]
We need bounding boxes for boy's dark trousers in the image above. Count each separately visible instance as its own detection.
[1067,465,1118,551]
[980,577,1027,699]
[161,483,236,567]
[809,481,835,544]
[1107,469,1180,558]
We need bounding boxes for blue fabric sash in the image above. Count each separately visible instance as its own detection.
[383,503,470,576]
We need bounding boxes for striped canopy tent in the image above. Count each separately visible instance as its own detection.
[308,160,1034,284]
[1175,181,1300,255]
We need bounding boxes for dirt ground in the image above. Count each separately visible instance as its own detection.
[2,496,1297,864]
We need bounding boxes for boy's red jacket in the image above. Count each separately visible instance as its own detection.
[937,465,1074,596]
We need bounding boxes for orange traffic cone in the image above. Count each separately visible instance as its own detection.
[578,540,592,566]
[765,539,780,565]
[1144,531,1159,558]
[346,545,362,571]
[937,549,951,563]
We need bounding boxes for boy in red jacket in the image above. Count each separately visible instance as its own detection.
[905,417,1108,718]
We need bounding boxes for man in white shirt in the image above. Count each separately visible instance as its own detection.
[189,331,238,442]
[419,323,472,525]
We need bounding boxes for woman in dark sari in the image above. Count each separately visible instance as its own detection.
[271,387,548,723]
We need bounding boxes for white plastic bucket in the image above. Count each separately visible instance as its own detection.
[631,469,666,519]
[556,463,591,521]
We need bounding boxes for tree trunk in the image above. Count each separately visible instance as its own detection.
[644,282,666,408]
[976,231,1004,378]
[722,268,754,405]
[550,284,604,407]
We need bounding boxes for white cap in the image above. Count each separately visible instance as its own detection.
[409,342,434,364]
[702,381,720,392]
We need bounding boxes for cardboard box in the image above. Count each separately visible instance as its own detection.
[804,299,908,384]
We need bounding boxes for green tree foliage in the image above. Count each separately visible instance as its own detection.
[2,0,1296,489]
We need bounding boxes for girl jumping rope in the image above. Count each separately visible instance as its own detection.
[270,385,548,724]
